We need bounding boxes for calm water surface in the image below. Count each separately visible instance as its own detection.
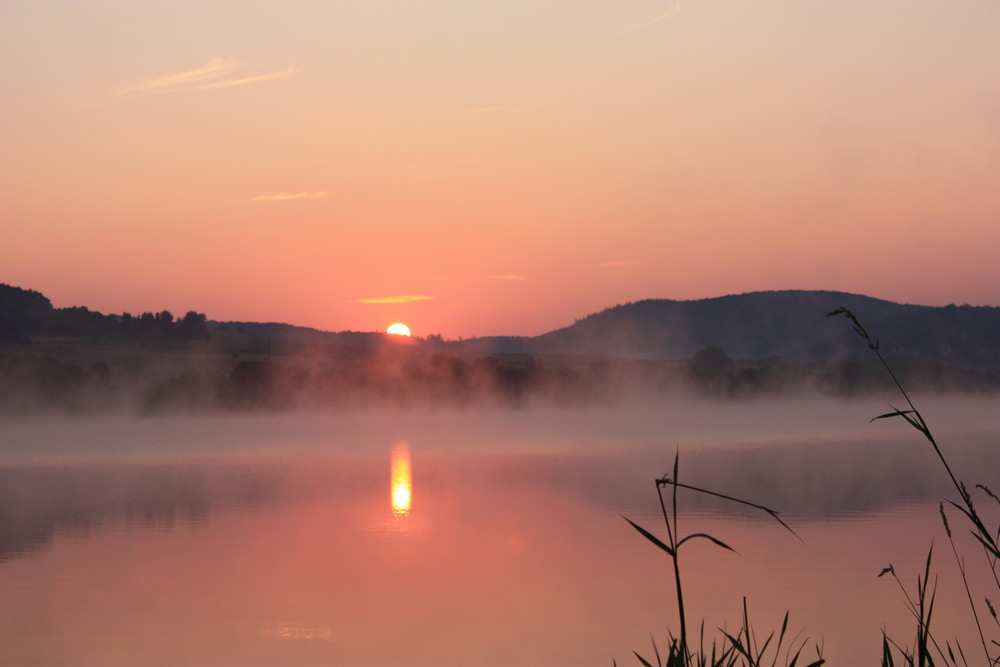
[1,399,997,665]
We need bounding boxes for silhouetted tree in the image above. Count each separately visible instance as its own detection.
[117,312,136,338]
[177,311,209,341]
[155,310,174,338]
[54,306,117,337]
[0,284,53,331]
[137,312,157,336]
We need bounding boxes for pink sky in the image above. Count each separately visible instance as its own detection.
[2,1,998,338]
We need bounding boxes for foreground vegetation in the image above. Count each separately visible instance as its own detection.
[621,309,999,666]
[828,308,999,666]
[622,454,824,667]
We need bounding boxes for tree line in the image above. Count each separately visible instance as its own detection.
[0,283,208,343]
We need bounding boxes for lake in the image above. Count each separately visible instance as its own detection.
[1,397,997,665]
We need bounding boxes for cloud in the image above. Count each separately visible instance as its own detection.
[117,57,299,95]
[491,274,528,281]
[118,56,237,95]
[188,67,300,91]
[580,3,682,40]
[252,191,330,202]
[349,295,436,304]
[611,2,682,36]
[598,259,645,267]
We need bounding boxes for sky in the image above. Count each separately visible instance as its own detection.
[2,0,998,338]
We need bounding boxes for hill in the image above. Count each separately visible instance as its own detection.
[3,284,1000,415]
[452,290,1000,368]
[217,321,384,350]
[5,284,1000,368]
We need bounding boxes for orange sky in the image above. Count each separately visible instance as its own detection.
[2,1,998,338]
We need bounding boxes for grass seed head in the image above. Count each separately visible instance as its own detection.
[939,502,952,538]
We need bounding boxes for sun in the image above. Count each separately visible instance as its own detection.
[386,322,411,337]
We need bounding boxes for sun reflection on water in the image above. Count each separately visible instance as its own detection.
[391,440,412,517]
[259,620,334,642]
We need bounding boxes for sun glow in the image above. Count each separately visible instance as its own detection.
[386,322,411,336]
[390,440,412,517]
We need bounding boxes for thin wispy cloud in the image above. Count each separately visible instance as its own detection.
[117,57,299,96]
[187,68,299,91]
[612,2,682,36]
[598,259,645,267]
[491,274,528,281]
[582,2,683,40]
[252,191,330,202]
[118,56,237,95]
[349,295,435,304]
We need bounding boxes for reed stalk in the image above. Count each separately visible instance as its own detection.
[829,307,999,666]
[622,452,821,667]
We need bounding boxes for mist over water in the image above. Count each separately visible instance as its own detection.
[0,397,997,664]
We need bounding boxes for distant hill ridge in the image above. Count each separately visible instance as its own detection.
[218,321,384,349]
[454,290,1000,367]
[3,284,999,367]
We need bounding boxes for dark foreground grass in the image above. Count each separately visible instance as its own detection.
[828,308,1000,666]
[619,309,998,666]
[621,452,823,667]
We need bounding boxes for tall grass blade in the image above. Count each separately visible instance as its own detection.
[883,632,896,667]
[771,612,789,667]
[654,479,801,541]
[632,651,654,667]
[623,516,676,557]
[871,409,917,423]
[676,533,738,553]
[977,484,1000,506]
[945,500,1000,558]
[722,631,749,660]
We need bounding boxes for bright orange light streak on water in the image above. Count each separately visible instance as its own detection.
[391,440,412,517]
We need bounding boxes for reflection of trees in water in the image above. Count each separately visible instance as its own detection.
[3,435,994,562]
[478,435,998,521]
[0,457,384,562]
[0,463,283,562]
